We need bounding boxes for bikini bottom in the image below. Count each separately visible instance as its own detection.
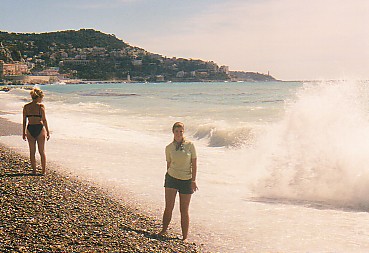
[27,124,44,139]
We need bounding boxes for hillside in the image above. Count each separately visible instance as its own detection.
[230,71,277,82]
[0,29,275,82]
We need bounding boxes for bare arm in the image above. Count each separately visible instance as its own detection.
[22,107,27,140]
[191,158,198,192]
[40,105,50,140]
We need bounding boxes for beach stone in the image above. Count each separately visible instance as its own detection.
[0,145,206,253]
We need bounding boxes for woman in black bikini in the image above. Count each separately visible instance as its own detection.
[22,87,50,175]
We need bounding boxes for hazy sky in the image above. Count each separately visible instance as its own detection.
[1,0,368,80]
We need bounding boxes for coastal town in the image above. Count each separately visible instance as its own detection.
[0,58,230,85]
[0,29,276,85]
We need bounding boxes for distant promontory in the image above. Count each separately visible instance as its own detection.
[0,29,276,83]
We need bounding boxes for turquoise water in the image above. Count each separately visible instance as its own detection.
[40,81,301,147]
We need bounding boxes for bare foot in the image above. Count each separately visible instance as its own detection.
[157,230,167,237]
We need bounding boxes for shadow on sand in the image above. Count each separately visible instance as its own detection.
[0,173,44,178]
[119,225,179,241]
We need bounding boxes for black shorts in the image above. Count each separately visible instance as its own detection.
[164,172,193,194]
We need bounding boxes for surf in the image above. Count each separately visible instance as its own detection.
[250,80,369,210]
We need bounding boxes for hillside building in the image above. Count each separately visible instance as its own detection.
[219,65,230,74]
[0,61,29,76]
[0,61,3,78]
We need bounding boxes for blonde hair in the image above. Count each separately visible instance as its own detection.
[30,87,44,100]
[172,122,185,132]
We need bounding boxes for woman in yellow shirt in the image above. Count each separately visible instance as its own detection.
[158,122,198,240]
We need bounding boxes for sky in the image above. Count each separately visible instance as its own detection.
[1,0,369,81]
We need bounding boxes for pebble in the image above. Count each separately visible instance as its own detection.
[0,145,206,252]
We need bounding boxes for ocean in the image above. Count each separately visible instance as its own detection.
[1,80,369,252]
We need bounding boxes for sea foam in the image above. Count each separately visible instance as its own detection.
[192,123,256,148]
[252,80,369,209]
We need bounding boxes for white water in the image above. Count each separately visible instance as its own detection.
[254,81,369,209]
[1,81,369,252]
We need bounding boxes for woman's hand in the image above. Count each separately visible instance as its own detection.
[191,181,198,192]
[22,133,27,141]
[47,132,50,141]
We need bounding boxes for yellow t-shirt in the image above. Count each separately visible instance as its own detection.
[165,140,197,180]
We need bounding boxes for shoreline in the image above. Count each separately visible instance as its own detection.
[0,116,205,252]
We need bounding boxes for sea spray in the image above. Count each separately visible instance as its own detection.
[192,123,256,148]
[252,80,369,209]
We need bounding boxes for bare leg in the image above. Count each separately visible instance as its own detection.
[26,132,37,174]
[37,128,47,174]
[179,193,192,240]
[159,188,177,236]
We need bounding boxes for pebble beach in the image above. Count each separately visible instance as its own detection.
[0,116,204,253]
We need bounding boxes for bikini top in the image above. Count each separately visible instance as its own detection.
[27,105,42,118]
[27,114,42,118]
